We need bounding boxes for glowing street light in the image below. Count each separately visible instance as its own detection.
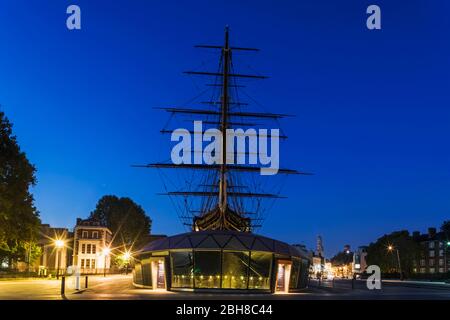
[387,245,403,280]
[55,239,65,249]
[53,239,65,279]
[123,251,131,261]
[122,250,132,275]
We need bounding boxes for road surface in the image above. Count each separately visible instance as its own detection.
[1,275,449,300]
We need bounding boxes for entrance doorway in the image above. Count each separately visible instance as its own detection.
[276,264,286,292]
[156,260,165,289]
[275,260,292,293]
[151,259,166,290]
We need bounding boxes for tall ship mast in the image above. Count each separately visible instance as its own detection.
[134,27,311,233]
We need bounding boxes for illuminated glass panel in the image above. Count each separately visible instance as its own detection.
[289,258,301,289]
[141,258,152,287]
[221,251,249,289]
[133,263,142,284]
[171,251,194,288]
[193,251,221,288]
[248,252,272,289]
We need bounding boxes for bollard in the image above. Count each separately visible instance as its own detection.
[85,276,88,289]
[332,277,335,288]
[61,276,65,295]
[351,278,354,290]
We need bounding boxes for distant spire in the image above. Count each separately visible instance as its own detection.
[316,235,324,257]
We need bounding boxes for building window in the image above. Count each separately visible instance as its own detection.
[82,231,88,238]
[439,259,444,266]
[92,245,96,254]
[429,259,435,266]
[439,267,444,273]
[92,259,96,269]
[171,251,194,288]
[420,268,426,273]
[93,231,99,239]
[86,259,91,269]
[221,251,249,289]
[439,250,443,257]
[248,252,272,290]
[81,259,85,268]
[429,267,435,273]
[420,259,425,266]
[193,251,221,288]
[81,244,86,254]
[87,244,91,254]
[429,251,435,257]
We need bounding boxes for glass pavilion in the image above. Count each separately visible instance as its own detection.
[133,230,311,293]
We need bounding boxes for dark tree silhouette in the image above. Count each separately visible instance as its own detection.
[366,230,421,277]
[0,111,41,267]
[89,195,152,251]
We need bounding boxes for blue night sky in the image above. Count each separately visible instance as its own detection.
[0,0,449,256]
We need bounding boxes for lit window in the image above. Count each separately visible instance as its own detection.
[429,251,435,257]
[193,251,221,289]
[171,251,194,288]
[439,268,444,273]
[92,259,96,269]
[87,244,91,254]
[420,268,426,273]
[248,252,272,290]
[439,259,444,266]
[81,244,86,254]
[92,245,96,254]
[93,231,99,239]
[221,251,249,289]
[429,267,435,273]
[81,259,85,268]
[82,231,88,238]
[86,259,91,269]
[429,259,434,266]
[429,242,434,249]
[439,250,443,256]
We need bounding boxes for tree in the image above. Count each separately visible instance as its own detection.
[330,251,354,266]
[89,195,152,252]
[366,230,421,277]
[0,111,41,267]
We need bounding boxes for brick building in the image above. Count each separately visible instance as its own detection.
[413,227,450,275]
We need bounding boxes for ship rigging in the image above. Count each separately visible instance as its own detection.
[133,27,311,233]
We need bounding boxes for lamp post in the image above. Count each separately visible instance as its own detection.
[388,245,402,280]
[102,247,111,277]
[123,251,131,275]
[54,240,65,280]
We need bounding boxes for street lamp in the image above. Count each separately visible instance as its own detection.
[54,239,65,280]
[388,245,403,280]
[122,251,132,275]
[102,247,111,277]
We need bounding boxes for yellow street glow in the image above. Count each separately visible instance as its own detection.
[54,239,64,248]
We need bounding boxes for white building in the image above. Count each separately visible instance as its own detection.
[73,218,112,274]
